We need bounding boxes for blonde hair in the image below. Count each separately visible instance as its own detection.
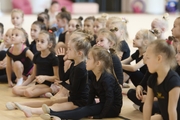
[148,39,176,69]
[70,31,93,58]
[97,28,118,51]
[89,46,118,81]
[12,28,27,40]
[95,14,107,28]
[152,13,169,32]
[138,29,157,42]
[11,9,24,17]
[110,19,129,41]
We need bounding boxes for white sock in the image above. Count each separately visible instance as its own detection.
[16,78,23,86]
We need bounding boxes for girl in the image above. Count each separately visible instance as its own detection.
[0,28,16,83]
[143,39,180,120]
[56,7,71,43]
[84,16,95,33]
[11,9,24,28]
[96,28,123,86]
[121,29,157,87]
[11,9,30,47]
[29,18,47,54]
[10,31,92,117]
[93,15,107,36]
[48,0,60,27]
[171,17,180,41]
[38,9,50,30]
[6,28,34,87]
[58,16,82,45]
[151,13,169,39]
[40,46,122,120]
[55,7,70,38]
[11,28,59,98]
[108,18,131,88]
[84,16,96,46]
[108,18,130,60]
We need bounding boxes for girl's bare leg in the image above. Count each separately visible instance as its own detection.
[14,103,44,117]
[24,85,52,98]
[51,86,69,100]
[49,101,78,111]
[12,86,29,96]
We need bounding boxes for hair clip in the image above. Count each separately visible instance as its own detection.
[110,27,118,32]
[166,39,172,45]
[49,30,53,33]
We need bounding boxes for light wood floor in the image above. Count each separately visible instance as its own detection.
[0,83,142,120]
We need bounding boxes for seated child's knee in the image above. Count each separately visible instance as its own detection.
[13,61,23,69]
[24,89,33,98]
[12,86,19,95]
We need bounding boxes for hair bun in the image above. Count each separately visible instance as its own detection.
[37,16,44,23]
[61,7,67,12]
[162,13,169,20]
[101,13,108,19]
[78,16,83,21]
[44,8,49,13]
[85,35,94,42]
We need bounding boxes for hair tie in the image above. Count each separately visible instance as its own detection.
[166,39,172,45]
[76,24,80,29]
[110,27,118,32]
[49,30,53,33]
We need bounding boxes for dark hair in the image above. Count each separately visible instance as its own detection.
[51,0,59,6]
[0,23,4,34]
[39,27,57,53]
[38,9,50,21]
[72,16,83,29]
[56,7,71,22]
[33,17,47,30]
[84,16,95,22]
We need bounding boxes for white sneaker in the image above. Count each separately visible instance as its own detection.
[133,104,140,110]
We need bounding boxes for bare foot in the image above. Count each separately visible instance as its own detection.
[14,102,32,117]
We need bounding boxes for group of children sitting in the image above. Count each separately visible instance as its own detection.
[0,1,180,120]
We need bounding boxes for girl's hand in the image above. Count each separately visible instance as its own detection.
[35,75,46,83]
[136,85,143,100]
[56,47,66,56]
[141,95,147,103]
[54,79,61,85]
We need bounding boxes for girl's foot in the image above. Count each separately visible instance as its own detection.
[42,104,50,114]
[14,102,32,117]
[6,102,17,110]
[40,114,61,120]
